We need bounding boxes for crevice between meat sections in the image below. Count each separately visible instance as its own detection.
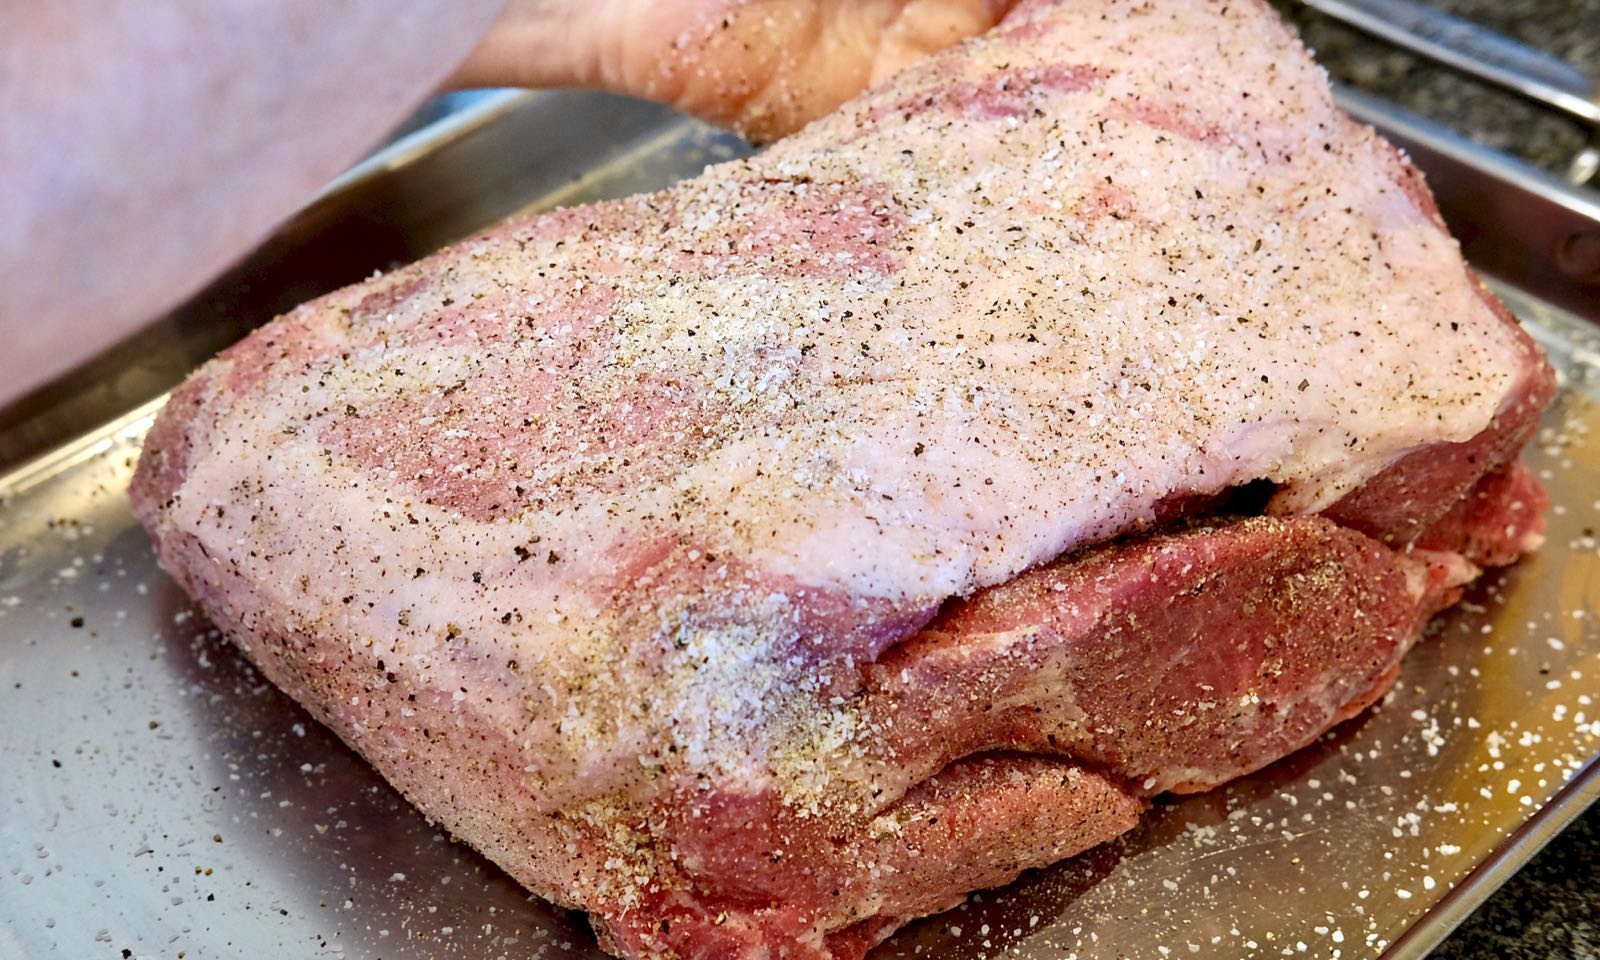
[128,0,1557,958]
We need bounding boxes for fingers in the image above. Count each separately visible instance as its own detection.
[618,0,870,142]
[869,0,1011,84]
[588,0,1016,142]
[456,1,1020,141]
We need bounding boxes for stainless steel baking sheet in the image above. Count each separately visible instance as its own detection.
[2,92,1598,960]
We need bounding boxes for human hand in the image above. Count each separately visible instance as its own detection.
[452,0,1018,141]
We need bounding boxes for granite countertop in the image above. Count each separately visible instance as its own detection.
[1270,0,1599,179]
[1269,3,1600,957]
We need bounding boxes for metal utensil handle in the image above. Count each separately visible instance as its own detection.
[1302,0,1600,126]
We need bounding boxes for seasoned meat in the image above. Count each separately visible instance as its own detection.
[130,0,1554,956]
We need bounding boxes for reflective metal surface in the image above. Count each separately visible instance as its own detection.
[1302,0,1600,186]
[2,91,1599,960]
[1305,0,1600,126]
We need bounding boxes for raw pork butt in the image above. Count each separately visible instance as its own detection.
[131,0,1554,957]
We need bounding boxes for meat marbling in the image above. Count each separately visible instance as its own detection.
[130,0,1555,957]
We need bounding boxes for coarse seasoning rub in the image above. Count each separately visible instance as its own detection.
[132,0,1555,957]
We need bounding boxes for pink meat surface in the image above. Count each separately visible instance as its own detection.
[130,1,1555,957]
